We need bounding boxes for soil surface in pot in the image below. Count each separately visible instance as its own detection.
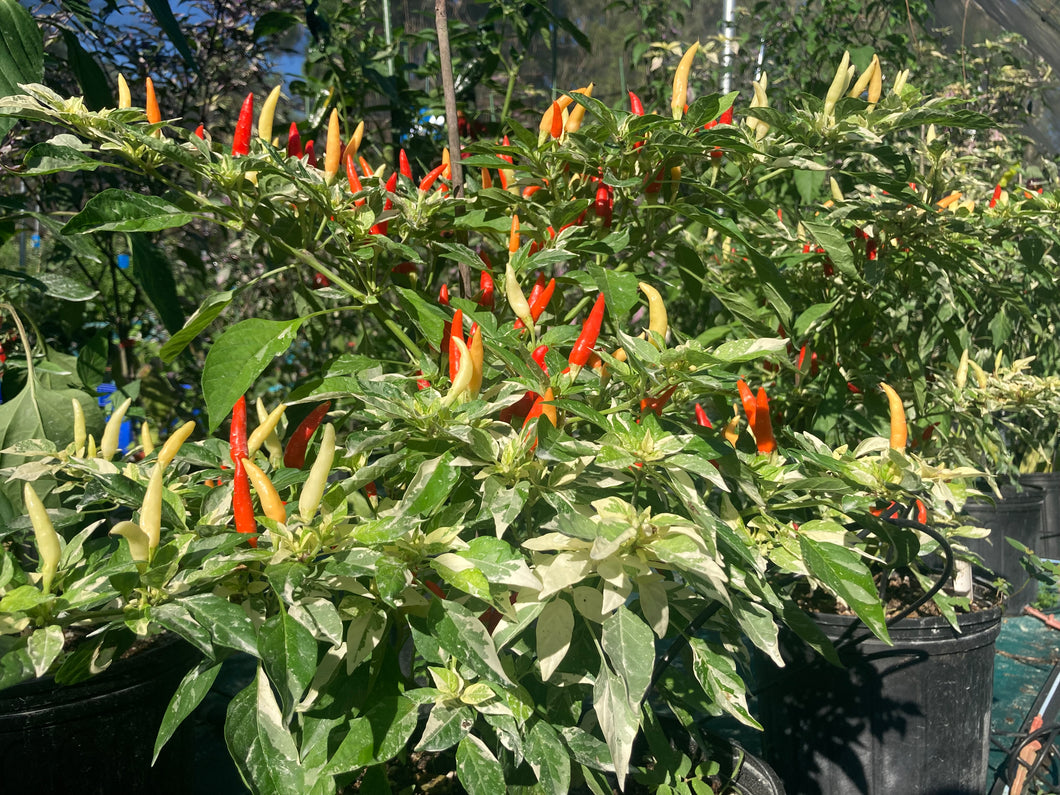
[794,572,1000,619]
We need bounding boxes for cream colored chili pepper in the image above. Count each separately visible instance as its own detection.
[86,434,97,458]
[242,458,286,524]
[847,55,876,98]
[671,41,700,120]
[258,85,282,143]
[110,520,150,563]
[298,423,335,522]
[248,402,286,457]
[140,465,164,555]
[955,349,970,391]
[72,398,86,456]
[24,483,61,594]
[117,74,131,109]
[823,50,851,122]
[157,420,196,470]
[879,383,907,450]
[100,397,132,461]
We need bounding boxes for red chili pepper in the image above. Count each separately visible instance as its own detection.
[989,184,1002,208]
[500,391,537,425]
[424,579,447,599]
[847,381,862,394]
[232,92,254,156]
[525,278,555,328]
[229,396,249,466]
[628,91,644,116]
[568,293,606,368]
[594,183,613,228]
[478,271,495,309]
[286,122,302,158]
[915,499,928,524]
[419,163,447,192]
[283,402,332,469]
[304,140,317,168]
[194,123,205,139]
[720,106,734,125]
[514,274,546,330]
[439,284,451,306]
[399,148,413,180]
[532,344,550,376]
[754,387,777,453]
[640,384,678,416]
[448,308,464,382]
[736,379,757,428]
[311,273,330,289]
[346,153,365,205]
[232,459,258,546]
[694,403,712,428]
[548,100,563,139]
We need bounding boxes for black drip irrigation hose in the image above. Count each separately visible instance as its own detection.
[650,505,957,694]
[992,723,1060,793]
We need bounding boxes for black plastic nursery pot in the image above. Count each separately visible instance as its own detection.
[754,601,1003,795]
[1019,472,1060,560]
[0,633,200,795]
[964,484,1043,614]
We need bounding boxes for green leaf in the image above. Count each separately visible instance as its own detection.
[0,0,44,138]
[525,720,571,795]
[62,189,198,234]
[202,318,304,432]
[224,668,306,793]
[536,596,574,682]
[183,593,261,656]
[593,662,638,786]
[154,660,223,763]
[159,290,232,362]
[60,29,111,110]
[259,606,318,720]
[456,735,506,795]
[26,624,63,677]
[800,536,889,643]
[321,716,373,775]
[802,221,856,280]
[22,138,99,174]
[76,331,109,389]
[142,0,199,73]
[399,452,459,517]
[600,606,654,710]
[689,638,760,728]
[426,598,513,686]
[415,702,474,752]
[130,233,185,334]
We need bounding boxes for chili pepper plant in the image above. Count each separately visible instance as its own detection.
[0,40,1040,794]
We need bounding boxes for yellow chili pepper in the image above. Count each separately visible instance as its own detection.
[117,73,131,109]
[468,325,484,397]
[879,383,907,450]
[671,41,700,120]
[24,483,61,594]
[257,85,282,143]
[248,402,286,457]
[866,56,882,109]
[723,406,740,446]
[298,423,335,522]
[565,84,594,133]
[342,120,365,164]
[442,338,473,408]
[255,398,286,461]
[157,420,196,469]
[505,261,534,332]
[100,397,132,461]
[324,108,342,183]
[955,349,970,391]
[242,458,286,524]
[638,282,668,346]
[87,434,97,458]
[141,422,155,456]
